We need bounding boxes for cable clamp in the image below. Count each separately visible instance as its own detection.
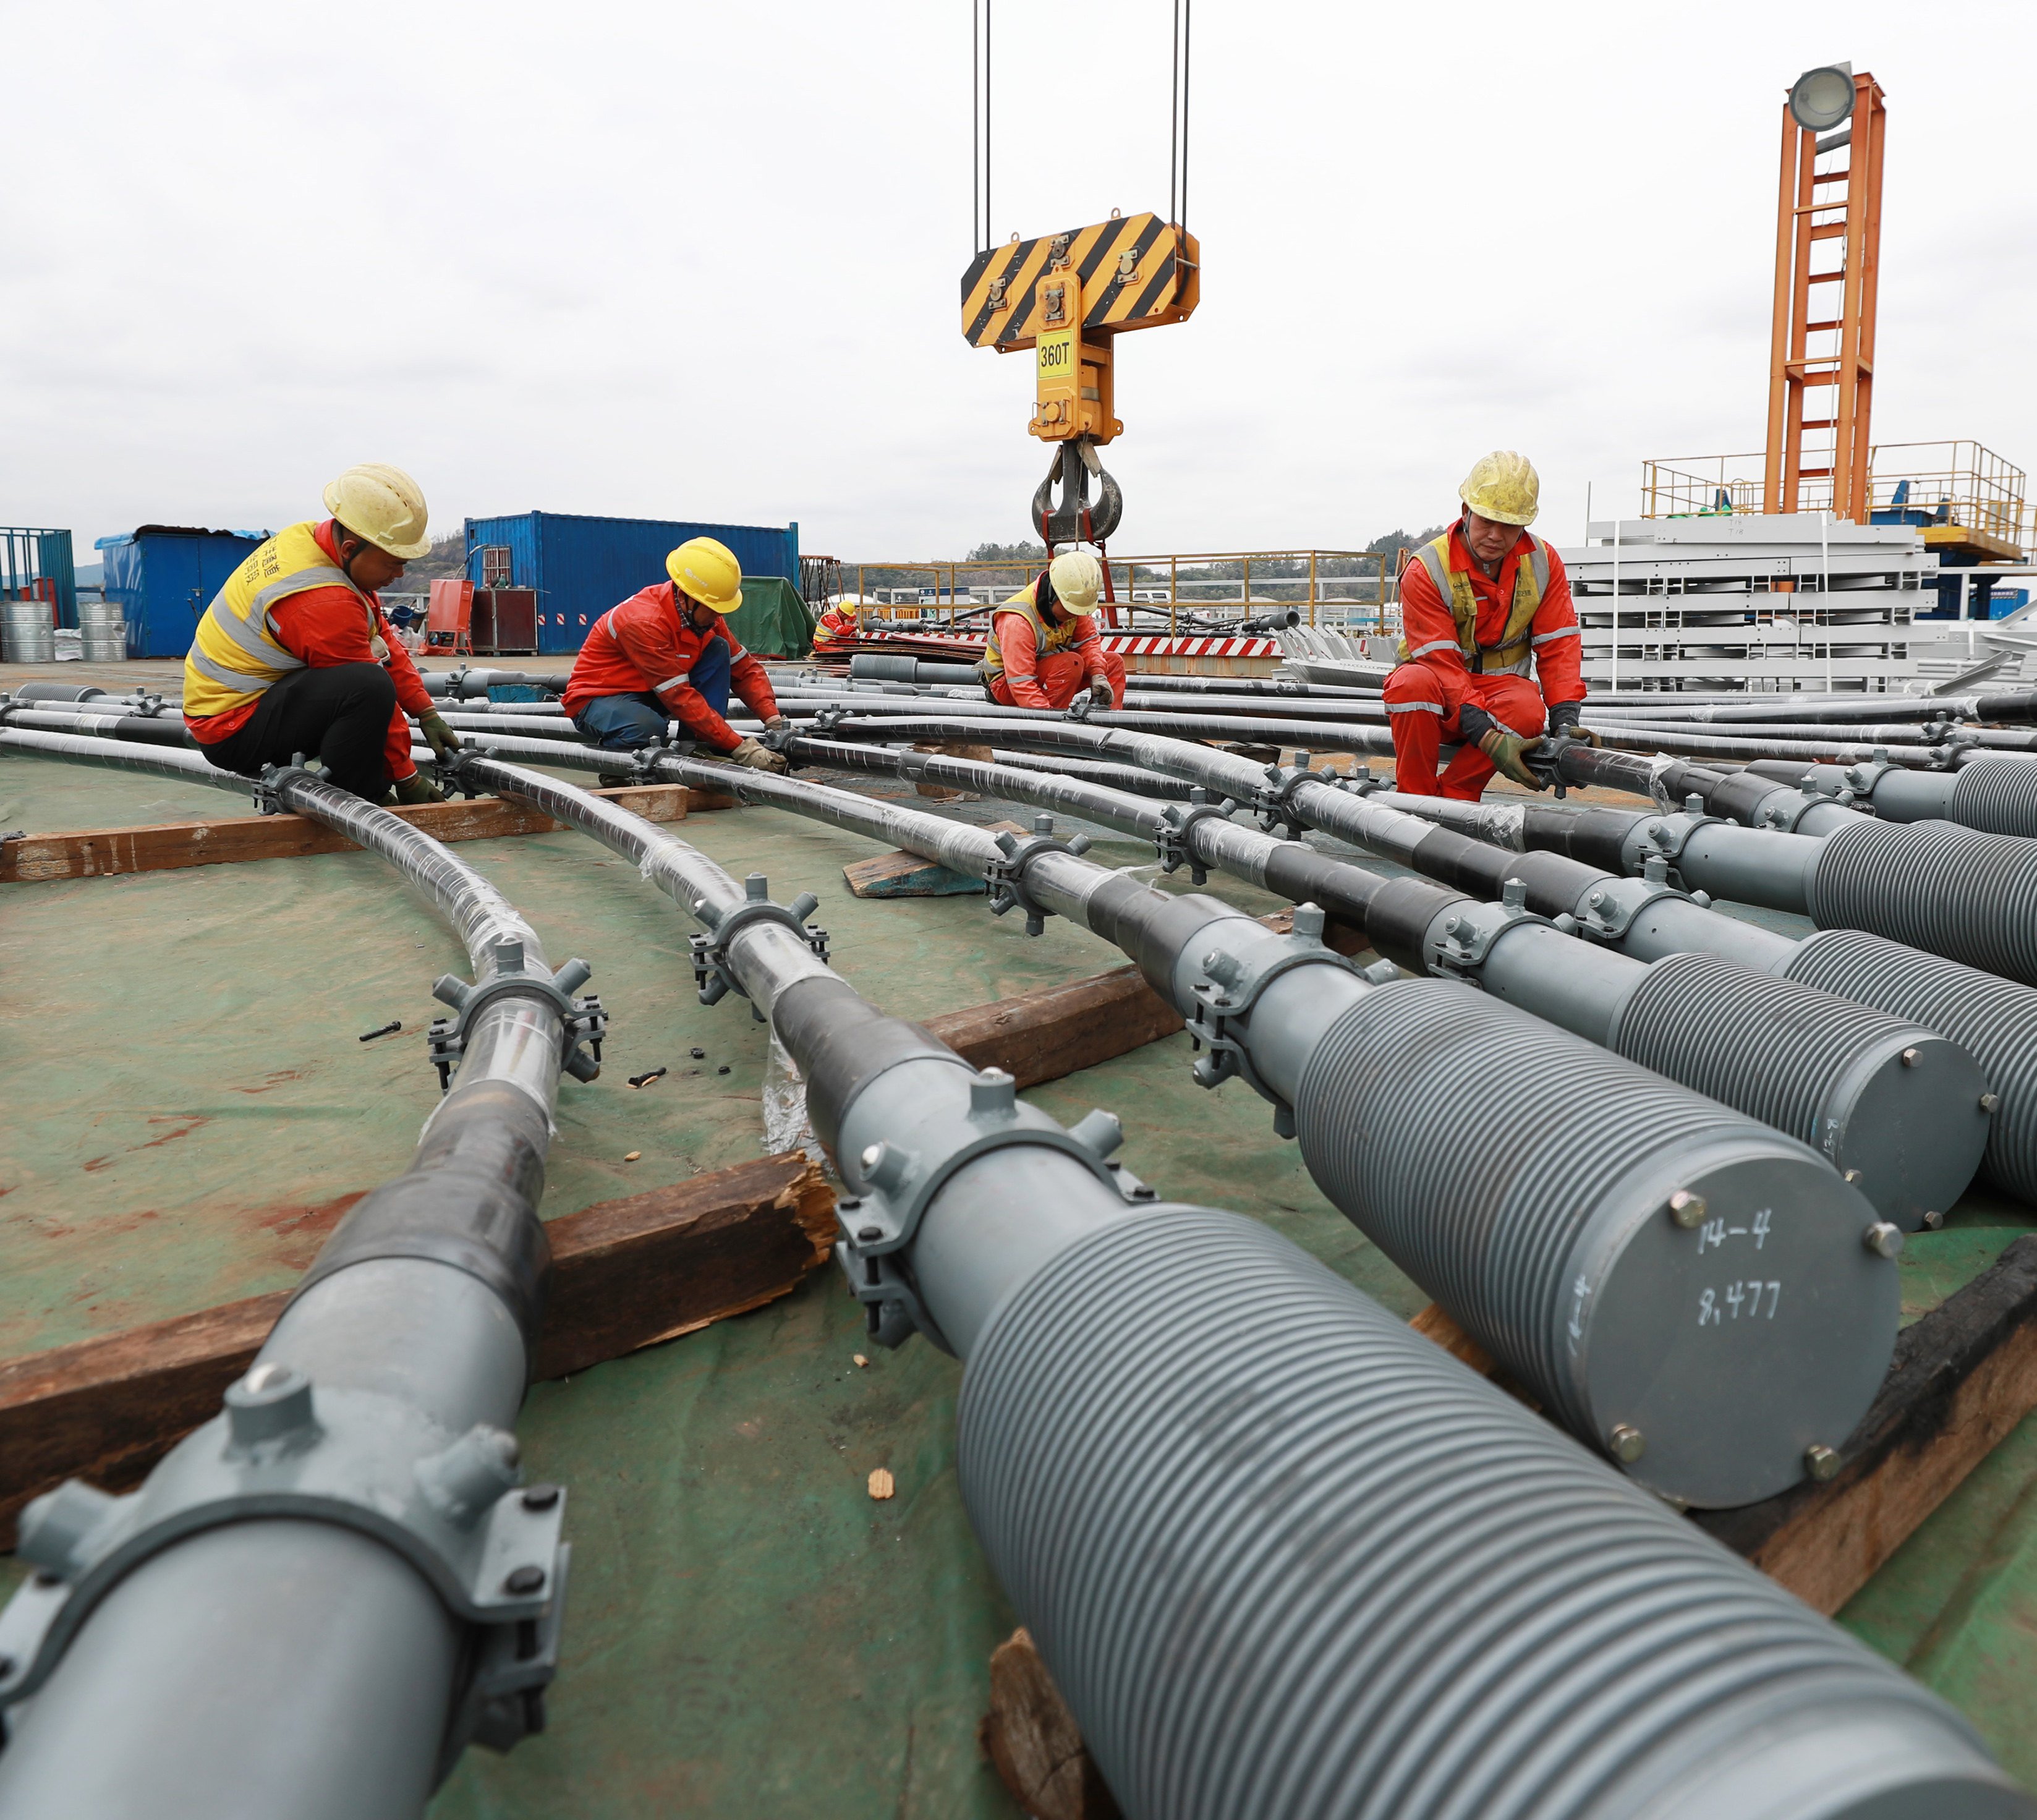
[250,756,318,816]
[984,813,1091,937]
[1573,867,1686,943]
[810,704,849,734]
[831,1074,1131,1353]
[427,939,606,1091]
[1253,760,1327,838]
[1152,791,1236,885]
[689,872,830,1020]
[433,745,489,801]
[1185,906,1361,1135]
[1633,799,1727,875]
[1839,747,1901,794]
[0,1374,569,1780]
[1424,882,1552,982]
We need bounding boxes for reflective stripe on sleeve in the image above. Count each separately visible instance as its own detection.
[1407,639,1460,660]
[654,672,692,692]
[1531,625,1582,646]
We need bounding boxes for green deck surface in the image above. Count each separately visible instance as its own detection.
[4,710,2036,1809]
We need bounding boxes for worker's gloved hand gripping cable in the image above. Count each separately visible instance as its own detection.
[425,743,2026,1820]
[0,728,601,1820]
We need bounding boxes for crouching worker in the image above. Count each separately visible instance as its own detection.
[562,537,790,772]
[980,548,1126,712]
[183,464,461,804]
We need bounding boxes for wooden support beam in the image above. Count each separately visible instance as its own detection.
[921,906,1370,1091]
[0,1154,833,1545]
[0,782,732,884]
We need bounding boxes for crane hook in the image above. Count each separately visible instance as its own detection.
[1032,439,1123,547]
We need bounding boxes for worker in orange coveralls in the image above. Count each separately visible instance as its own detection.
[1382,451,1589,799]
[561,535,790,772]
[979,548,1126,711]
[183,463,460,804]
[810,597,861,650]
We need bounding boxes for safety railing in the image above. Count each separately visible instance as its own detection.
[835,550,1400,635]
[1641,442,2026,553]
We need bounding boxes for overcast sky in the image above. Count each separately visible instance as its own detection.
[6,1,2034,566]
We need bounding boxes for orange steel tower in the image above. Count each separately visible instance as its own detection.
[1764,66,1886,522]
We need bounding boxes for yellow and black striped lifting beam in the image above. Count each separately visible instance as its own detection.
[959,211,1201,546]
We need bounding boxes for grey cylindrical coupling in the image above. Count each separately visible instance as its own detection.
[1291,980,1895,1507]
[1612,951,1988,1231]
[1808,817,2037,987]
[1787,927,2037,1204]
[956,1208,2022,1820]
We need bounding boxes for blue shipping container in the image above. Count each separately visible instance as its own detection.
[97,526,270,658]
[461,511,800,656]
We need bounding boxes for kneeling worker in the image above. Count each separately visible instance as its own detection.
[1382,451,1586,799]
[184,464,461,803]
[562,537,789,772]
[981,548,1126,711]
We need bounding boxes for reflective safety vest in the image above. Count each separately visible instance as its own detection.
[811,604,857,647]
[979,578,1084,685]
[183,522,376,720]
[1398,530,1550,676]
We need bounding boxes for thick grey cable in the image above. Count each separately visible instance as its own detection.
[0,729,581,1820]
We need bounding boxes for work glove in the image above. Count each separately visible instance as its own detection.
[1477,727,1549,792]
[763,714,793,732]
[417,710,462,759]
[1544,702,1605,749]
[1086,679,1115,710]
[723,736,790,775]
[394,772,448,806]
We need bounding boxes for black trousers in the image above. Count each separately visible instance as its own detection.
[202,663,398,799]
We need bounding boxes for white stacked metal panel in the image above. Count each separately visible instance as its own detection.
[1560,515,1937,692]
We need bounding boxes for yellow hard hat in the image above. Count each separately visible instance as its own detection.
[1458,450,1541,527]
[1048,547,1104,613]
[323,463,431,559]
[666,537,744,613]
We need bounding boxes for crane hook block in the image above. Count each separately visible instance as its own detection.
[1034,441,1125,546]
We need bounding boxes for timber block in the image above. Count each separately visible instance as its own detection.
[911,739,996,800]
[0,783,711,884]
[981,1628,1122,1820]
[0,1155,833,1547]
[841,848,985,898]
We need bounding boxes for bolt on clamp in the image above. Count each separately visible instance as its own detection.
[1153,788,1236,885]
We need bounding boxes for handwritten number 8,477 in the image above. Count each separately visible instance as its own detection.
[1698,1281,1782,1327]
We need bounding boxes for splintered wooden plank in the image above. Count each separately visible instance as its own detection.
[0,783,716,883]
[0,1155,833,1544]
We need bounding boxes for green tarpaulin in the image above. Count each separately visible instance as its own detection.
[729,576,815,658]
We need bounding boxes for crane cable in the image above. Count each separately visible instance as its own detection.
[973,1,1190,253]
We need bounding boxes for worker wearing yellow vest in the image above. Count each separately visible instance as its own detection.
[183,464,462,803]
[1382,452,1589,799]
[980,548,1126,711]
